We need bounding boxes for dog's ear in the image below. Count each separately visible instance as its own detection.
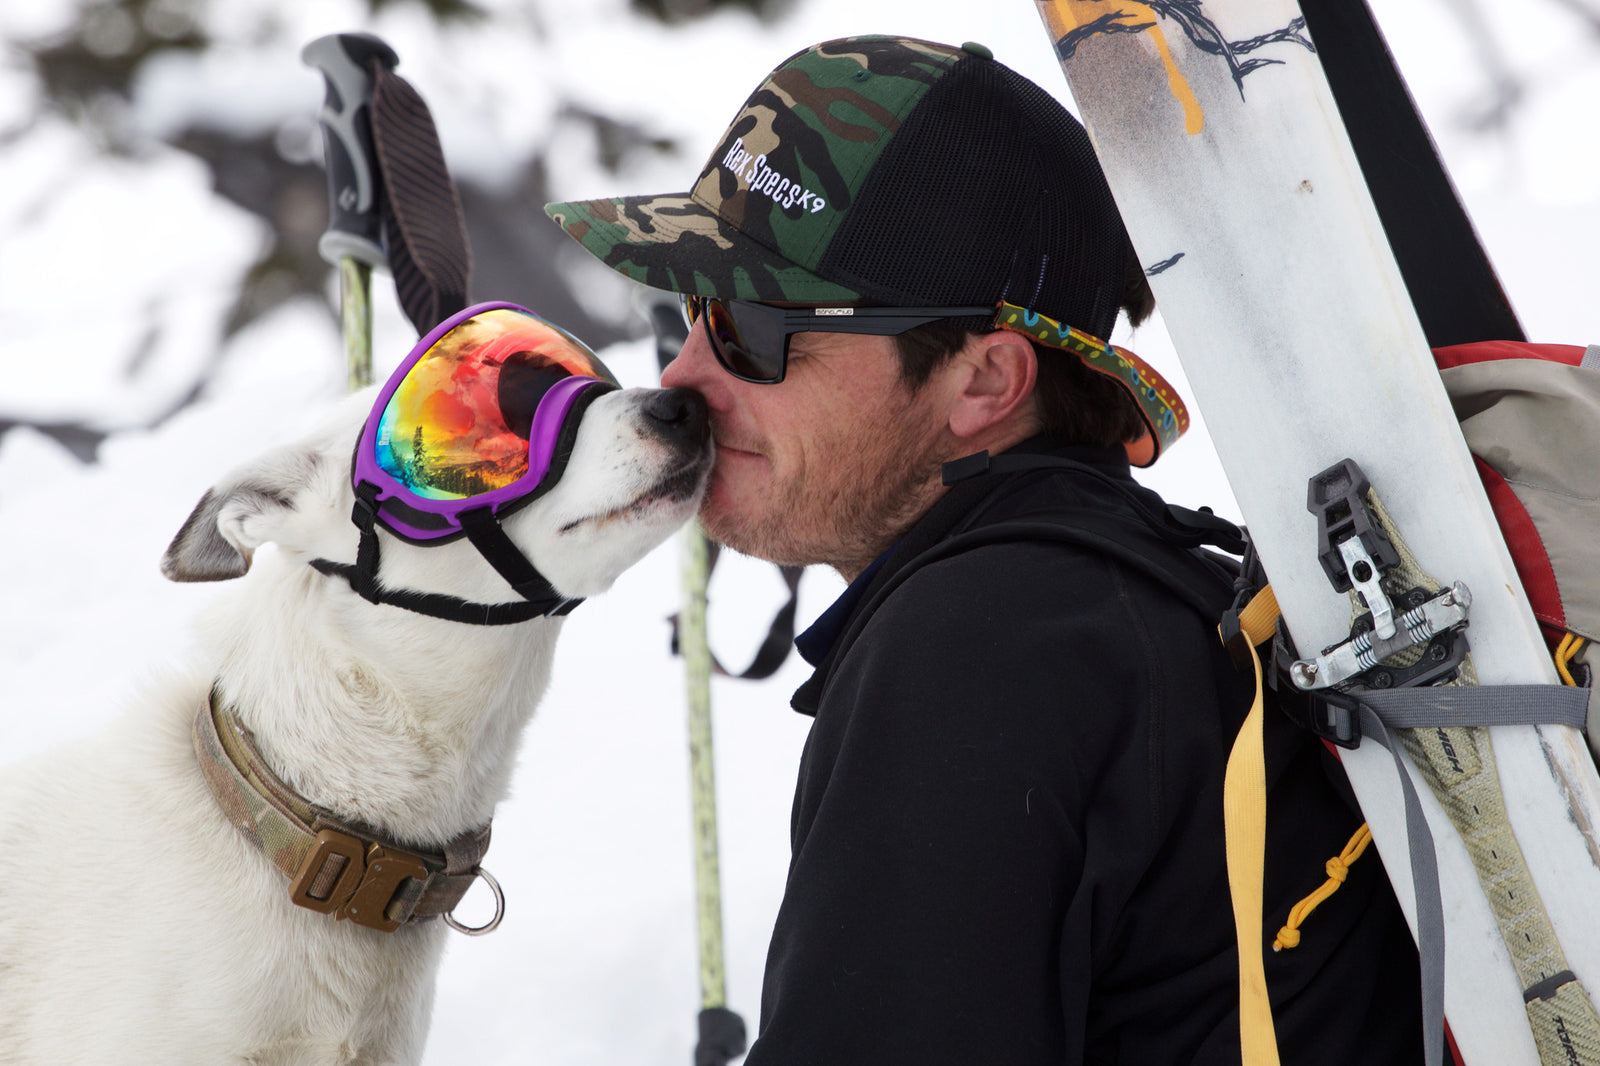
[161,448,323,582]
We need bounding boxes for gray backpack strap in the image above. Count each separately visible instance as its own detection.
[1361,684,1591,730]
[1359,681,1599,1063]
[1340,684,1587,1066]
[1354,704,1449,1066]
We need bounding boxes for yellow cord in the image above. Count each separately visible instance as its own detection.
[1556,633,1586,686]
[1273,823,1373,952]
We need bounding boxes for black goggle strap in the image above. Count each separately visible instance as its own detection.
[351,480,385,604]
[307,483,580,626]
[456,506,582,615]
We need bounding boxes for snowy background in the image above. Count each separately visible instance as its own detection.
[2,0,1597,1062]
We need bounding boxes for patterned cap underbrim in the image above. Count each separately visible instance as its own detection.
[544,193,865,304]
[993,302,1189,466]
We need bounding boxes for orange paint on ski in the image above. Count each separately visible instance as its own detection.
[1036,1,1205,134]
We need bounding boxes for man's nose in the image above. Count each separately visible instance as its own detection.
[660,318,719,393]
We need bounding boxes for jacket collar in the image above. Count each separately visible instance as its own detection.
[789,439,1129,716]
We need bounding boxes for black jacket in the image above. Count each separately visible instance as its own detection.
[747,440,1423,1065]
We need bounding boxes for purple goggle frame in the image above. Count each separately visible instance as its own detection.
[353,300,619,543]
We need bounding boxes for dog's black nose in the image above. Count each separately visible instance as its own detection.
[642,387,710,446]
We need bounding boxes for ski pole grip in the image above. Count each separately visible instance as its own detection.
[302,32,399,269]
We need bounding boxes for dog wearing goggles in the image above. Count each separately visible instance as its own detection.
[0,303,711,1064]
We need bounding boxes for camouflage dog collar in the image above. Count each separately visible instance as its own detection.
[993,301,1190,466]
[192,688,501,935]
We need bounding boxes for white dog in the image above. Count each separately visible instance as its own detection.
[0,376,711,1064]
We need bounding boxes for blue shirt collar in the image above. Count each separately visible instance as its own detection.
[794,548,893,667]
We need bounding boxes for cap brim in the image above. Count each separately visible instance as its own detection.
[545,193,864,304]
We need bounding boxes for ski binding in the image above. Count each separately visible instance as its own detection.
[1290,459,1472,692]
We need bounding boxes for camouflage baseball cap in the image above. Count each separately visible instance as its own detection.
[546,35,1134,341]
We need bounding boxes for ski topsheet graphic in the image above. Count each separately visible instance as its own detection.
[1032,2,1600,1064]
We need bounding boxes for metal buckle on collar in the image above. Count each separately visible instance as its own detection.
[289,829,431,932]
[341,845,431,932]
[289,829,367,915]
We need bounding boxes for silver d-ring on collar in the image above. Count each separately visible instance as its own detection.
[443,866,505,936]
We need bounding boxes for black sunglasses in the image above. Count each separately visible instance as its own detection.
[680,294,997,384]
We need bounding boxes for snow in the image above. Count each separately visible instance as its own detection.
[0,1,1595,1062]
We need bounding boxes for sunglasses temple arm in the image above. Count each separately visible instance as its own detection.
[639,290,691,376]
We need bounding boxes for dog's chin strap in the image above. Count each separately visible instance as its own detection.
[309,483,582,626]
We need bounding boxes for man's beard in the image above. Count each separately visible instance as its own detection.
[701,395,947,578]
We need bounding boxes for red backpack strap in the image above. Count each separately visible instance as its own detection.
[1469,455,1568,646]
[1433,340,1590,369]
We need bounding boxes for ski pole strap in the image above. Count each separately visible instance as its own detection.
[368,56,472,335]
[669,541,805,681]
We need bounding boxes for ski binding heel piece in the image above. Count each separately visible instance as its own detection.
[1291,458,1472,692]
[1290,583,1472,691]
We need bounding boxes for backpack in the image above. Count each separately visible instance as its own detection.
[1438,340,1600,738]
[953,339,1600,1066]
[1219,340,1600,1066]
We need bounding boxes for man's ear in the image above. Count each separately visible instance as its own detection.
[160,446,324,583]
[946,330,1039,441]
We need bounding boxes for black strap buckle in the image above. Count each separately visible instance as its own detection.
[349,482,386,603]
[1271,622,1364,748]
[1299,688,1365,749]
[1218,534,1269,674]
[1219,586,1259,675]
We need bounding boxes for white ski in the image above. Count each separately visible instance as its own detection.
[1032,2,1600,1063]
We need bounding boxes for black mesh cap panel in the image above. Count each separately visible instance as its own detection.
[815,52,1132,341]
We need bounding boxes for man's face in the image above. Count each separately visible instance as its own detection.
[659,314,953,578]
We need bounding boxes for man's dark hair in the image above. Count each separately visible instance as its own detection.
[895,244,1155,449]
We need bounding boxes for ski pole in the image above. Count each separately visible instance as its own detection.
[303,33,398,390]
[643,293,748,1066]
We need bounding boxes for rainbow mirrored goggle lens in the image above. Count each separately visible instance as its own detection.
[354,301,619,541]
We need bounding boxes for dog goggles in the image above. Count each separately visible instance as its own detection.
[353,301,620,542]
[679,294,994,384]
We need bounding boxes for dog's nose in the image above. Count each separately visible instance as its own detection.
[642,387,710,447]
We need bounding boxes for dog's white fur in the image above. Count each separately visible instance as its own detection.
[0,384,710,1064]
